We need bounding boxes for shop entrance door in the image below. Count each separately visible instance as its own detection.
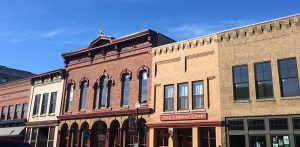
[177,128,192,147]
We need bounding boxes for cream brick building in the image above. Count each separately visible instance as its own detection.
[26,69,65,147]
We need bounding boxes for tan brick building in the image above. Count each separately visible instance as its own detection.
[57,30,174,147]
[218,14,300,147]
[0,78,31,140]
[149,34,222,147]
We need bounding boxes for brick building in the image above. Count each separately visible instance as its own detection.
[149,34,222,147]
[217,14,300,147]
[0,78,31,140]
[0,65,34,84]
[57,30,174,147]
[25,69,65,147]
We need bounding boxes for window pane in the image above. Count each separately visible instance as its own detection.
[49,127,55,140]
[1,106,7,120]
[248,119,265,130]
[164,85,174,111]
[49,92,57,114]
[14,104,21,119]
[66,83,74,112]
[140,71,148,104]
[41,93,49,115]
[80,81,88,110]
[257,81,274,98]
[100,77,107,107]
[279,58,300,97]
[269,118,288,130]
[107,81,112,107]
[193,81,204,109]
[93,83,99,109]
[228,120,244,130]
[33,94,41,115]
[7,105,13,119]
[22,103,28,119]
[178,83,188,110]
[293,118,300,129]
[249,136,266,147]
[122,74,130,106]
[233,65,249,100]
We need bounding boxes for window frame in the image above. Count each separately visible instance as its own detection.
[1,106,7,120]
[66,83,74,112]
[121,73,130,106]
[254,61,274,99]
[21,103,28,119]
[100,76,108,108]
[278,57,300,97]
[177,82,189,111]
[192,81,204,110]
[232,64,250,100]
[14,104,21,119]
[40,93,49,115]
[49,92,57,114]
[33,94,41,116]
[7,105,14,120]
[79,81,88,111]
[139,70,148,104]
[164,84,174,112]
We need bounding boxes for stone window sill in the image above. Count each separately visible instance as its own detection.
[256,98,275,102]
[233,99,251,103]
[191,109,206,112]
[280,96,300,100]
[48,113,55,116]
[176,110,190,113]
[162,111,175,114]
[120,106,129,110]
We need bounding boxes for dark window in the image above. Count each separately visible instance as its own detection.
[164,85,174,111]
[1,106,7,120]
[33,94,41,115]
[66,83,74,112]
[79,81,88,110]
[233,65,250,100]
[0,77,8,83]
[278,58,300,97]
[192,81,204,109]
[121,74,130,106]
[107,81,112,107]
[40,93,49,115]
[255,62,274,99]
[7,105,13,120]
[293,118,300,129]
[100,76,107,108]
[14,104,21,119]
[249,136,266,147]
[49,92,57,114]
[93,83,99,109]
[21,103,28,119]
[48,127,55,147]
[269,118,288,130]
[139,71,148,104]
[178,83,188,110]
[30,128,38,146]
[248,119,265,130]
[228,120,244,130]
[229,135,245,147]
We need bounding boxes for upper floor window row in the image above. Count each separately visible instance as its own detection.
[66,67,149,112]
[232,58,300,101]
[0,103,28,120]
[163,81,204,112]
[32,92,58,116]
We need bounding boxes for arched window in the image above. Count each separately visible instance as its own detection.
[93,83,100,109]
[139,70,148,104]
[100,76,108,108]
[121,74,130,106]
[79,80,88,110]
[66,83,74,112]
[107,80,113,107]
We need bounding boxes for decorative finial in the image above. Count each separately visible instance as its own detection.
[98,30,105,37]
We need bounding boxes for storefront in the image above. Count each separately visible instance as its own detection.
[147,113,222,147]
[0,119,26,140]
[226,115,300,147]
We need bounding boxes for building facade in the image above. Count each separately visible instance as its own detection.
[218,14,300,147]
[0,65,34,84]
[0,78,31,140]
[57,30,174,147]
[149,35,222,147]
[25,69,65,147]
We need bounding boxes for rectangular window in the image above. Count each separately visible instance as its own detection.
[22,103,28,119]
[30,128,38,146]
[33,94,41,115]
[41,93,49,115]
[254,62,274,99]
[178,83,188,110]
[49,92,57,114]
[249,136,266,147]
[14,104,21,119]
[48,127,55,147]
[164,85,174,111]
[1,106,7,120]
[293,118,300,129]
[228,120,244,130]
[7,105,13,120]
[233,65,250,100]
[269,118,288,130]
[192,81,204,109]
[121,75,130,106]
[278,58,300,97]
[248,119,265,130]
[79,81,88,110]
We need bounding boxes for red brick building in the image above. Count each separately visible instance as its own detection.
[0,78,31,140]
[57,30,174,147]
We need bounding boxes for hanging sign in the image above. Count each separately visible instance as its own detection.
[160,113,207,121]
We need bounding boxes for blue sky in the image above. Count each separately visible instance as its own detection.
[0,0,299,74]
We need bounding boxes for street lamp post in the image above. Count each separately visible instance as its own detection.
[135,101,141,146]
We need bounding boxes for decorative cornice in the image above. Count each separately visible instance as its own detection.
[217,15,300,43]
[57,107,153,120]
[152,35,216,56]
[31,69,65,86]
[26,120,59,127]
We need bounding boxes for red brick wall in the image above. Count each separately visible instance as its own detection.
[0,78,31,120]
